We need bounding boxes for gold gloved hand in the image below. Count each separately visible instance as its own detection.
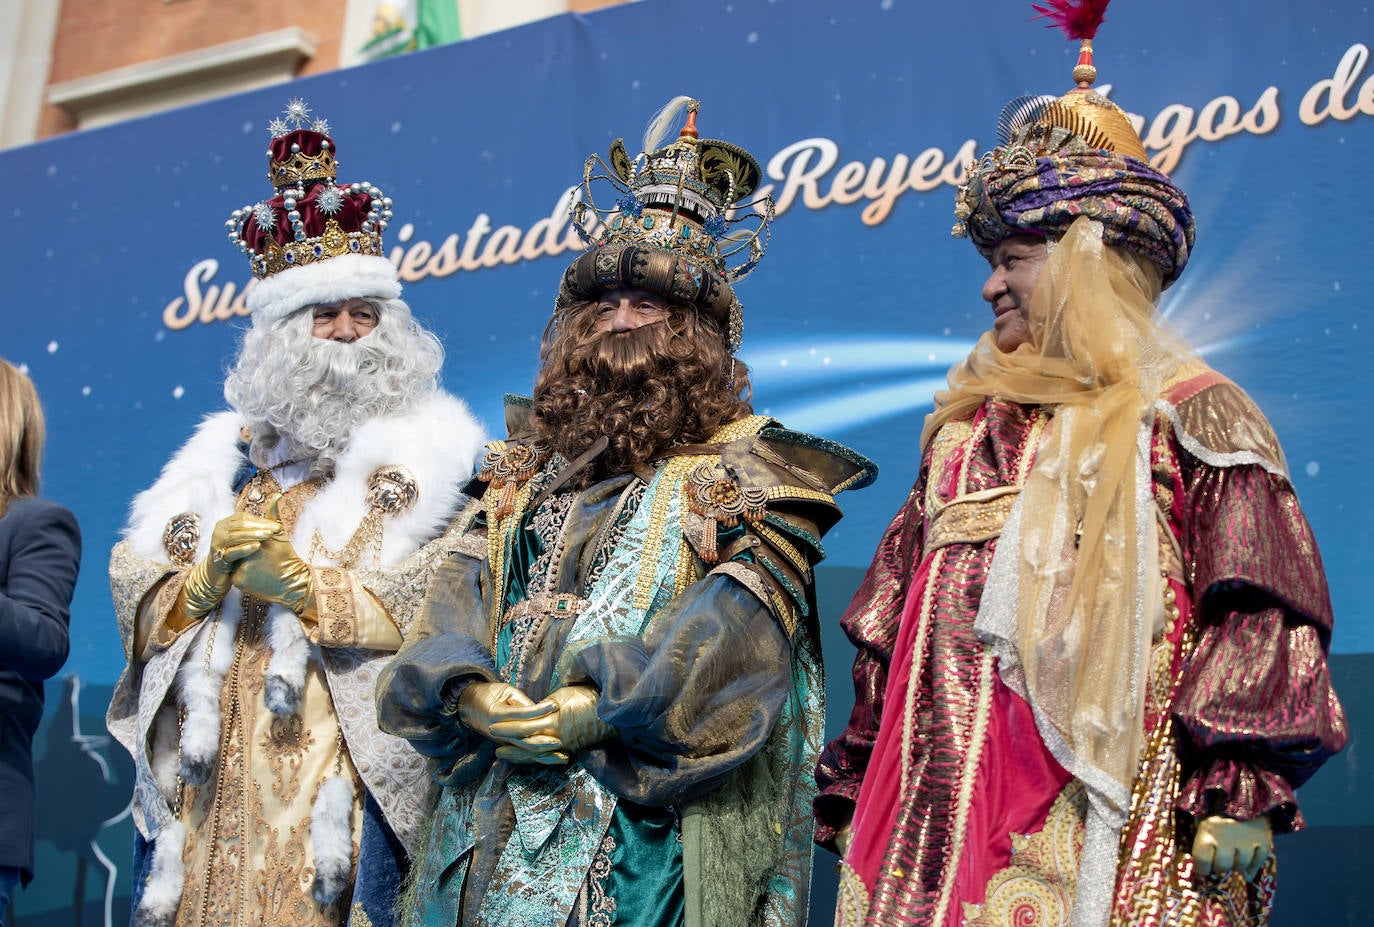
[456,682,546,744]
[229,494,313,615]
[485,691,571,765]
[489,684,614,765]
[1191,814,1273,882]
[170,510,282,628]
[835,821,853,858]
[547,685,615,752]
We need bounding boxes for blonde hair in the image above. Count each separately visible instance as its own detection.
[0,359,45,509]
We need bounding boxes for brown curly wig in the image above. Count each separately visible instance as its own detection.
[531,301,753,484]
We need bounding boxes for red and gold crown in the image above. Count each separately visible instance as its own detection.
[226,99,393,281]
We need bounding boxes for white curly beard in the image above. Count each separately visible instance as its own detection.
[224,299,443,477]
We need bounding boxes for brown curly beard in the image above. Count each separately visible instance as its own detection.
[531,302,753,485]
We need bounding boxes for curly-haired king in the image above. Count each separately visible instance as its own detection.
[378,97,877,927]
[532,300,752,484]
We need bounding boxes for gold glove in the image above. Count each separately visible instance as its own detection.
[488,694,571,765]
[233,532,314,614]
[1191,814,1273,882]
[489,684,614,765]
[230,494,313,615]
[547,685,614,752]
[169,510,281,628]
[835,821,853,858]
[457,682,543,742]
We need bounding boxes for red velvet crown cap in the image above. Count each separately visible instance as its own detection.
[238,185,375,256]
[269,129,335,180]
[228,104,392,281]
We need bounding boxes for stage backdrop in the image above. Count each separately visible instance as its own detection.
[2,0,1369,923]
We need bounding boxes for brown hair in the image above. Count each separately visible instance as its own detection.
[0,359,45,510]
[531,302,752,484]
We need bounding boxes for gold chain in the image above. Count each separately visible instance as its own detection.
[307,509,383,570]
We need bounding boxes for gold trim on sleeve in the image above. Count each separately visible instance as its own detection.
[312,566,358,648]
[754,522,811,578]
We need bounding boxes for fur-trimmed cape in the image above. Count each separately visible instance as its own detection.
[123,390,483,567]
[107,388,485,859]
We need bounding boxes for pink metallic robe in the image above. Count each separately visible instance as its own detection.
[815,381,1346,926]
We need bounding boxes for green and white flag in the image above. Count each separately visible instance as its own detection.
[359,0,463,61]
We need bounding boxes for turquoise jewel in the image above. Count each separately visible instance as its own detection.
[643,215,655,230]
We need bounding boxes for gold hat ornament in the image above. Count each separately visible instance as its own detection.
[952,0,1195,286]
[557,97,773,354]
[1028,0,1148,160]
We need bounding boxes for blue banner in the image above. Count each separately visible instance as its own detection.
[2,0,1368,922]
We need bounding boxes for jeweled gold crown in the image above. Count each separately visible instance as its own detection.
[571,98,773,285]
[227,99,393,280]
[556,98,775,356]
[269,136,338,189]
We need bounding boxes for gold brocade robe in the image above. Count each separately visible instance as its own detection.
[107,396,485,927]
[145,470,404,927]
[816,381,1345,927]
[175,592,362,927]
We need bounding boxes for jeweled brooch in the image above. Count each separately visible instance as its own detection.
[162,512,202,567]
[478,442,549,519]
[686,461,767,562]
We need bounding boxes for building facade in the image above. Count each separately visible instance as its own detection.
[1,0,629,150]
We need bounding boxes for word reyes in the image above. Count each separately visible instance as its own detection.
[162,42,1374,331]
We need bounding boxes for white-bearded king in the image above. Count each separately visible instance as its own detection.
[106,100,485,927]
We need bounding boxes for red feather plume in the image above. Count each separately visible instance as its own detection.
[1030,0,1111,40]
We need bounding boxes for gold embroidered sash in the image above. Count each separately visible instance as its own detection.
[922,486,1021,557]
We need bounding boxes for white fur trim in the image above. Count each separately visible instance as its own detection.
[265,605,310,716]
[124,411,245,562]
[120,389,481,854]
[151,704,181,802]
[247,254,401,324]
[294,390,485,567]
[175,603,240,785]
[135,819,187,927]
[310,776,356,904]
[127,392,484,571]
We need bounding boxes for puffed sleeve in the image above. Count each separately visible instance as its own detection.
[565,426,876,808]
[688,426,877,639]
[813,478,922,849]
[376,513,499,787]
[564,571,791,806]
[0,500,81,680]
[1172,461,1347,832]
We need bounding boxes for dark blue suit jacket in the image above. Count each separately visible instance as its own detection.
[0,496,80,882]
